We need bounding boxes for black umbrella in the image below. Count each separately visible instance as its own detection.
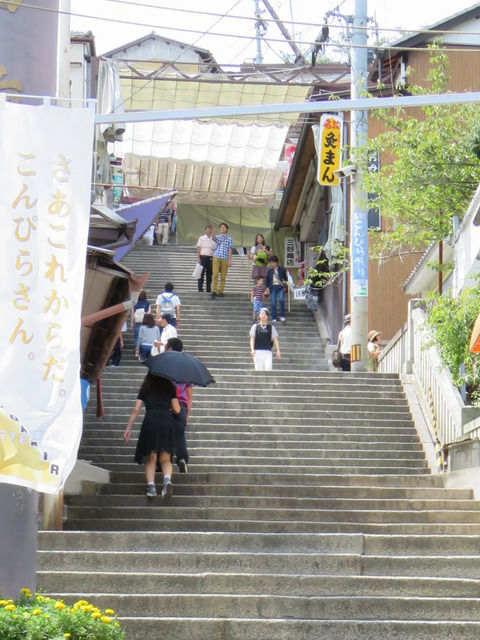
[144,351,215,387]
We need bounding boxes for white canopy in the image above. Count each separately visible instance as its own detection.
[114,120,289,170]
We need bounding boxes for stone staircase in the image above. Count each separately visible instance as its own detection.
[37,244,480,639]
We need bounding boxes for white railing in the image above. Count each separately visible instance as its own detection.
[378,305,480,447]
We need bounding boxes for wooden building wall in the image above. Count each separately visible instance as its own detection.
[407,47,480,92]
[365,45,480,339]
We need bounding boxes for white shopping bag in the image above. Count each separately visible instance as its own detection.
[192,263,204,279]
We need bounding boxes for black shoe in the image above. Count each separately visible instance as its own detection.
[211,292,218,298]
[178,459,188,473]
[218,293,225,297]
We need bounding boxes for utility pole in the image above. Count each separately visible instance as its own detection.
[254,0,264,64]
[350,0,369,371]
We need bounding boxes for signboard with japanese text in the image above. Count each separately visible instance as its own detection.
[351,209,368,296]
[284,237,301,268]
[317,114,343,186]
[0,100,95,494]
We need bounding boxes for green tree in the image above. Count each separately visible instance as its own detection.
[425,285,480,404]
[361,45,480,260]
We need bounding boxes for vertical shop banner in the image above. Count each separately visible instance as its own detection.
[284,237,302,268]
[317,114,343,186]
[0,101,94,494]
[351,209,368,296]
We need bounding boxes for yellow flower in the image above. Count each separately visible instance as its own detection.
[101,616,112,623]
[91,611,101,619]
[64,634,71,638]
[21,588,32,597]
[0,600,7,606]
[105,608,115,615]
[32,609,42,616]
[23,612,30,618]
[4,604,16,611]
[54,601,66,610]
[44,614,50,619]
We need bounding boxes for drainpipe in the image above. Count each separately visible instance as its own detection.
[405,298,422,374]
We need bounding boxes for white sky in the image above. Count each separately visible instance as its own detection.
[70,0,479,62]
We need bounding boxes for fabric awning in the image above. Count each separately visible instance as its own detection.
[116,63,310,126]
[114,120,289,170]
[122,154,286,207]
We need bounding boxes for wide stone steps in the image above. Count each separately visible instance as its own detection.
[78,450,426,463]
[98,482,473,499]
[37,243,480,639]
[36,572,480,597]
[72,618,480,640]
[61,518,480,535]
[61,505,480,524]
[79,441,423,454]
[90,462,428,475]
[26,591,480,620]
[65,494,479,512]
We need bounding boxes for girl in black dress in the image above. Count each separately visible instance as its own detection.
[124,373,180,499]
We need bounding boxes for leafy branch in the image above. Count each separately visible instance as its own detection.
[304,241,349,289]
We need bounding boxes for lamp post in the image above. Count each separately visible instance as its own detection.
[349,0,369,372]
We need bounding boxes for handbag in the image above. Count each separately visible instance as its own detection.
[331,349,342,367]
[133,308,145,323]
[192,263,204,279]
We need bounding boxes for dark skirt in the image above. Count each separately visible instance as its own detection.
[251,264,268,279]
[134,408,175,465]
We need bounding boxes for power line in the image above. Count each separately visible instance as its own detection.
[115,0,255,109]
[23,0,480,43]
[15,1,480,59]
[77,0,480,40]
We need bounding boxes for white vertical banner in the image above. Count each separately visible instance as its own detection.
[0,101,94,494]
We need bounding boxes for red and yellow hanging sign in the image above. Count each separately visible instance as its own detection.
[317,114,343,186]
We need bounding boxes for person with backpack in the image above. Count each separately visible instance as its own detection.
[249,233,270,281]
[249,307,281,370]
[155,282,181,328]
[130,290,151,350]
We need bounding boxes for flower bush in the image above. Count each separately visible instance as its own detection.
[0,589,126,640]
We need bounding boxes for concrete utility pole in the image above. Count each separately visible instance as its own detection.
[349,0,369,372]
[254,0,264,64]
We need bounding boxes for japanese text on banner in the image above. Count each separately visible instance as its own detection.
[0,101,94,494]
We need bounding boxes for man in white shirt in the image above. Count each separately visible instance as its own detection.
[196,224,216,293]
[157,313,178,353]
[156,282,181,328]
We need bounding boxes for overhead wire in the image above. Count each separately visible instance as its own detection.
[17,0,480,57]
[114,0,248,109]
[72,0,480,39]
